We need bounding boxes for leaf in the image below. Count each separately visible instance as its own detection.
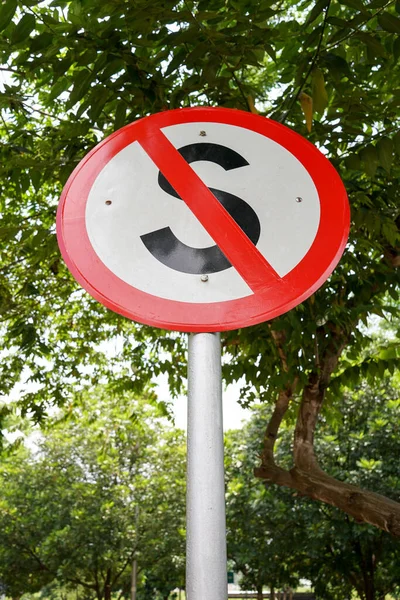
[394,36,400,61]
[299,92,313,132]
[68,0,82,18]
[311,68,328,114]
[322,53,352,82]
[30,170,41,192]
[345,153,361,170]
[101,58,125,81]
[253,48,265,63]
[326,16,349,27]
[11,13,36,43]
[19,324,37,350]
[185,42,211,65]
[87,88,109,122]
[304,24,324,49]
[326,27,350,46]
[376,137,393,173]
[381,220,399,245]
[68,70,92,107]
[92,52,108,76]
[114,101,126,131]
[393,131,400,155]
[340,0,367,12]
[30,32,54,52]
[369,0,391,7]
[355,32,386,56]
[304,0,329,27]
[247,95,258,114]
[378,11,400,33]
[0,0,17,32]
[359,145,379,178]
[203,60,219,83]
[48,77,70,101]
[165,48,187,76]
[356,458,381,470]
[265,43,276,62]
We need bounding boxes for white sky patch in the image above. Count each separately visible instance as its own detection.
[155,372,253,431]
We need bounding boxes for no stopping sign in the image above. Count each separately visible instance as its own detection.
[56,107,350,332]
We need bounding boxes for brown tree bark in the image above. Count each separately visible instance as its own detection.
[104,568,112,600]
[256,411,400,536]
[255,327,400,536]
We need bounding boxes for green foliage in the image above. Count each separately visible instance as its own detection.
[225,429,302,594]
[0,389,186,600]
[226,378,400,599]
[0,0,396,415]
[0,0,398,533]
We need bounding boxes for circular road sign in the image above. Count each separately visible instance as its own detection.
[57,107,350,332]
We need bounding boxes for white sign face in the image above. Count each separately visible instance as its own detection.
[57,107,349,332]
[85,122,320,304]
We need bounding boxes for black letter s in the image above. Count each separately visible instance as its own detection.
[140,143,260,275]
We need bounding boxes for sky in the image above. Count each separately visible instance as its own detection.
[156,374,253,431]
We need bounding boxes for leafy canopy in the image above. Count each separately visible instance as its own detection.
[0,389,186,600]
[0,0,399,529]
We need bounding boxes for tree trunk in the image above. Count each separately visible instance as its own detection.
[257,585,263,600]
[362,566,375,600]
[255,361,400,536]
[104,568,112,600]
[270,586,275,600]
[365,585,375,600]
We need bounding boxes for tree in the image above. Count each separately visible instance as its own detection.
[226,377,400,600]
[0,0,399,531]
[225,429,301,600]
[0,390,186,600]
[306,377,400,600]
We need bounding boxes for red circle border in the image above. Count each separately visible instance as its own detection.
[56,107,350,332]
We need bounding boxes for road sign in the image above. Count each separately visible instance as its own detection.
[57,107,350,332]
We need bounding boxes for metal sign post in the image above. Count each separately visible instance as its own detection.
[187,332,227,600]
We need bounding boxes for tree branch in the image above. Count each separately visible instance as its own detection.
[268,325,290,373]
[255,461,400,536]
[256,325,400,536]
[261,387,294,468]
[293,329,348,471]
[324,0,396,52]
[260,326,299,467]
[110,549,136,588]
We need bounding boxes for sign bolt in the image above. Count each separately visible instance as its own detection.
[201,274,209,282]
[105,200,112,205]
[295,197,303,203]
[199,130,207,136]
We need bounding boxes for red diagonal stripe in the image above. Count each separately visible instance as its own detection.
[137,124,281,293]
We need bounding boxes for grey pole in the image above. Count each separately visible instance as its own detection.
[186,332,227,600]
